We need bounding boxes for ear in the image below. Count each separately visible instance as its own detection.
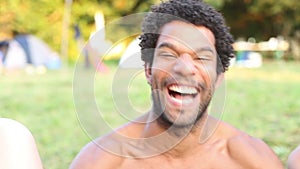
[144,63,152,85]
[215,72,224,89]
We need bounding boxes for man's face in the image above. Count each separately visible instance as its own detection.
[146,21,220,127]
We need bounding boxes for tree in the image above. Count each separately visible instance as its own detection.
[220,0,300,40]
[0,0,160,62]
[0,0,64,52]
[1,0,299,61]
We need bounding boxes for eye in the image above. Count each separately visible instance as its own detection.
[159,52,177,58]
[195,55,210,61]
[195,52,214,61]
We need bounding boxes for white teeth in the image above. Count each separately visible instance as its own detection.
[169,85,197,95]
[172,97,193,104]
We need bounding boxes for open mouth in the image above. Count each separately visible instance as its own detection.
[167,84,198,105]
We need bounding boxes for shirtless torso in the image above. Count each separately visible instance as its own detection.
[69,114,284,169]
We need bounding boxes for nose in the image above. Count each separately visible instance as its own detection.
[173,53,197,76]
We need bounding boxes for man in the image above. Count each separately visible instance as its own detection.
[288,145,300,169]
[70,0,284,168]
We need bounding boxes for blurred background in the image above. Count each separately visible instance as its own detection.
[0,0,300,168]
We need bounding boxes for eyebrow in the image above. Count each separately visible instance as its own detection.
[157,42,215,54]
[157,42,177,51]
[194,46,215,55]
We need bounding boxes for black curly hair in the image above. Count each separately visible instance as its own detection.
[139,0,235,74]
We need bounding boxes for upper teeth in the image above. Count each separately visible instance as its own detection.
[169,85,197,95]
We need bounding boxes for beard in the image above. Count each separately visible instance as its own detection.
[151,85,213,129]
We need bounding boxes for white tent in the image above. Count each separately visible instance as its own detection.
[3,35,61,69]
[119,38,144,69]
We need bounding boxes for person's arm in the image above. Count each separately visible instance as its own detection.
[288,145,300,169]
[228,134,284,169]
[0,118,43,169]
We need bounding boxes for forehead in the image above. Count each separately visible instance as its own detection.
[157,21,216,51]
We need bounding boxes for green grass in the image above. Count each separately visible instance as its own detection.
[0,61,299,168]
[223,61,300,164]
[0,68,89,169]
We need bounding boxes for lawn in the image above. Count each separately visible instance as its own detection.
[0,60,299,168]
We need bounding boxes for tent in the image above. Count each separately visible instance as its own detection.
[119,38,144,69]
[1,34,61,69]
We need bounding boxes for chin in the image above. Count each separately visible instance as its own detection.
[159,106,207,129]
[151,86,212,128]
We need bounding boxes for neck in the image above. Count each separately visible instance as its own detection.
[141,112,214,158]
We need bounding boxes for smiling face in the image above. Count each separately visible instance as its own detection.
[146,21,221,128]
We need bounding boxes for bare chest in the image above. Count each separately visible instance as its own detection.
[118,150,242,169]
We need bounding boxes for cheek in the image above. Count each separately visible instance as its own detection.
[149,69,163,88]
[197,63,217,86]
[151,60,172,79]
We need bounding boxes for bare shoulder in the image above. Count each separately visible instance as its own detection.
[69,121,143,169]
[69,138,124,169]
[0,118,43,169]
[0,118,33,139]
[221,122,284,169]
[288,145,300,169]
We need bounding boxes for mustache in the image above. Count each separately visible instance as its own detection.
[163,75,206,91]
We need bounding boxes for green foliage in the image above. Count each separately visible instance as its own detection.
[0,0,299,62]
[221,0,300,40]
[204,0,226,9]
[0,0,159,62]
[0,0,64,50]
[248,0,300,37]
